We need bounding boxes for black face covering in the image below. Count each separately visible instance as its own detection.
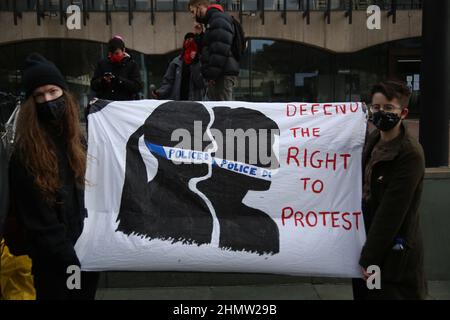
[36,95,66,123]
[196,16,207,24]
[195,8,207,24]
[371,111,401,132]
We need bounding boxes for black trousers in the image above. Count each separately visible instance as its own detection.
[352,278,369,300]
[33,266,99,300]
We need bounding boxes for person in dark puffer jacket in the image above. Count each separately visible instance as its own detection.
[188,0,239,101]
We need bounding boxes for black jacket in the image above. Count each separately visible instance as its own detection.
[91,54,143,101]
[9,133,86,272]
[200,5,240,80]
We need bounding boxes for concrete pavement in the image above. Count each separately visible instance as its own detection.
[95,281,450,300]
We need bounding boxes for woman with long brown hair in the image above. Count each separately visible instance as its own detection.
[9,53,98,300]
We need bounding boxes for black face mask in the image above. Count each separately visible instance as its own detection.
[195,8,207,24]
[36,96,66,123]
[371,111,401,131]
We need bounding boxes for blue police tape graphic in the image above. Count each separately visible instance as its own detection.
[145,141,275,181]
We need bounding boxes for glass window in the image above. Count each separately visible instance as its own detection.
[16,0,37,11]
[264,0,299,11]
[247,39,334,102]
[0,0,23,11]
[87,0,106,11]
[234,43,251,101]
[250,40,294,102]
[0,39,146,122]
[155,0,173,11]
[111,0,129,11]
[0,37,423,118]
[297,0,323,11]
[347,43,388,102]
[242,0,258,11]
[145,50,180,92]
[42,0,58,11]
[177,0,190,11]
[286,0,299,10]
[293,42,334,102]
[135,0,151,11]
[263,0,277,10]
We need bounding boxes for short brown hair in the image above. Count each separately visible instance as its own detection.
[188,0,210,9]
[370,80,411,108]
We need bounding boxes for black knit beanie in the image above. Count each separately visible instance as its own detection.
[108,37,126,53]
[22,53,68,98]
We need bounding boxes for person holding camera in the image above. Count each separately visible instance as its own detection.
[90,36,143,101]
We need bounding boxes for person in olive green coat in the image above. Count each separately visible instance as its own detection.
[357,80,427,300]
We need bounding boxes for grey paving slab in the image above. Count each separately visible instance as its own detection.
[96,281,450,300]
[96,286,213,300]
[96,284,319,300]
[313,284,353,300]
[427,281,450,300]
[208,284,319,300]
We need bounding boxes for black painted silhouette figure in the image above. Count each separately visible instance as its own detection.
[116,101,213,245]
[197,107,280,255]
[117,102,280,255]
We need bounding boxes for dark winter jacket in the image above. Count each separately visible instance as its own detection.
[9,133,86,272]
[0,141,8,237]
[157,56,205,101]
[200,5,240,81]
[91,54,143,101]
[359,123,427,299]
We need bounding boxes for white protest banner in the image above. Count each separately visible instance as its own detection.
[75,100,367,277]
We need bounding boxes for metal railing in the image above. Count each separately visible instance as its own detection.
[0,0,422,13]
[0,0,422,26]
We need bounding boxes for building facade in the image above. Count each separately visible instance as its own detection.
[0,0,423,116]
